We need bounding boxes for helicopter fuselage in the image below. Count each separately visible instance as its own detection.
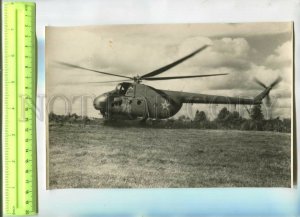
[93,82,262,120]
[94,82,183,120]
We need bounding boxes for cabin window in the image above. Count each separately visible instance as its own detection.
[137,100,142,105]
[125,86,134,97]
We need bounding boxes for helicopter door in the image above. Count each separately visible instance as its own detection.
[131,97,149,118]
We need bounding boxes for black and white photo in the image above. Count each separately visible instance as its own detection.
[46,23,293,188]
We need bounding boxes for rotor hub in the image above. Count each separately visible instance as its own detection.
[133,75,142,83]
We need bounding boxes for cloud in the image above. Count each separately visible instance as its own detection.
[203,64,280,91]
[265,40,293,69]
[212,38,251,57]
[176,37,253,70]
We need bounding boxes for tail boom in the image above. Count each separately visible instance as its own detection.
[165,90,260,105]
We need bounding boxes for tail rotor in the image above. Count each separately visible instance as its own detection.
[253,76,282,118]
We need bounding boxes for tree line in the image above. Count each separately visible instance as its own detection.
[48,104,291,133]
[175,105,291,133]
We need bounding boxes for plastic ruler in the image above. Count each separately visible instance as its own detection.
[3,2,38,215]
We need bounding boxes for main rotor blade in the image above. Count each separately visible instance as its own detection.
[57,61,133,80]
[141,45,209,79]
[61,79,131,85]
[143,73,228,81]
[86,79,132,83]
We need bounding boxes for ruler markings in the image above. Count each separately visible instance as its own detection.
[4,2,37,215]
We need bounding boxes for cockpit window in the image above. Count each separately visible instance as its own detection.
[116,83,132,95]
[116,84,126,95]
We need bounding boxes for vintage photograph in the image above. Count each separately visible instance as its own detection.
[46,23,293,188]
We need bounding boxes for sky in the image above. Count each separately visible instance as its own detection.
[46,22,293,119]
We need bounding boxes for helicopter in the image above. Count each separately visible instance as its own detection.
[60,45,282,120]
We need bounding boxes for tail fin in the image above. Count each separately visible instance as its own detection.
[254,87,271,103]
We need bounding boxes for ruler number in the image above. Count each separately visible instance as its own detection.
[4,2,37,215]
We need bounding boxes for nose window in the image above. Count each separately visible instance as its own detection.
[96,95,107,103]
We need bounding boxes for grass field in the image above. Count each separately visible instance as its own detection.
[48,123,291,188]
